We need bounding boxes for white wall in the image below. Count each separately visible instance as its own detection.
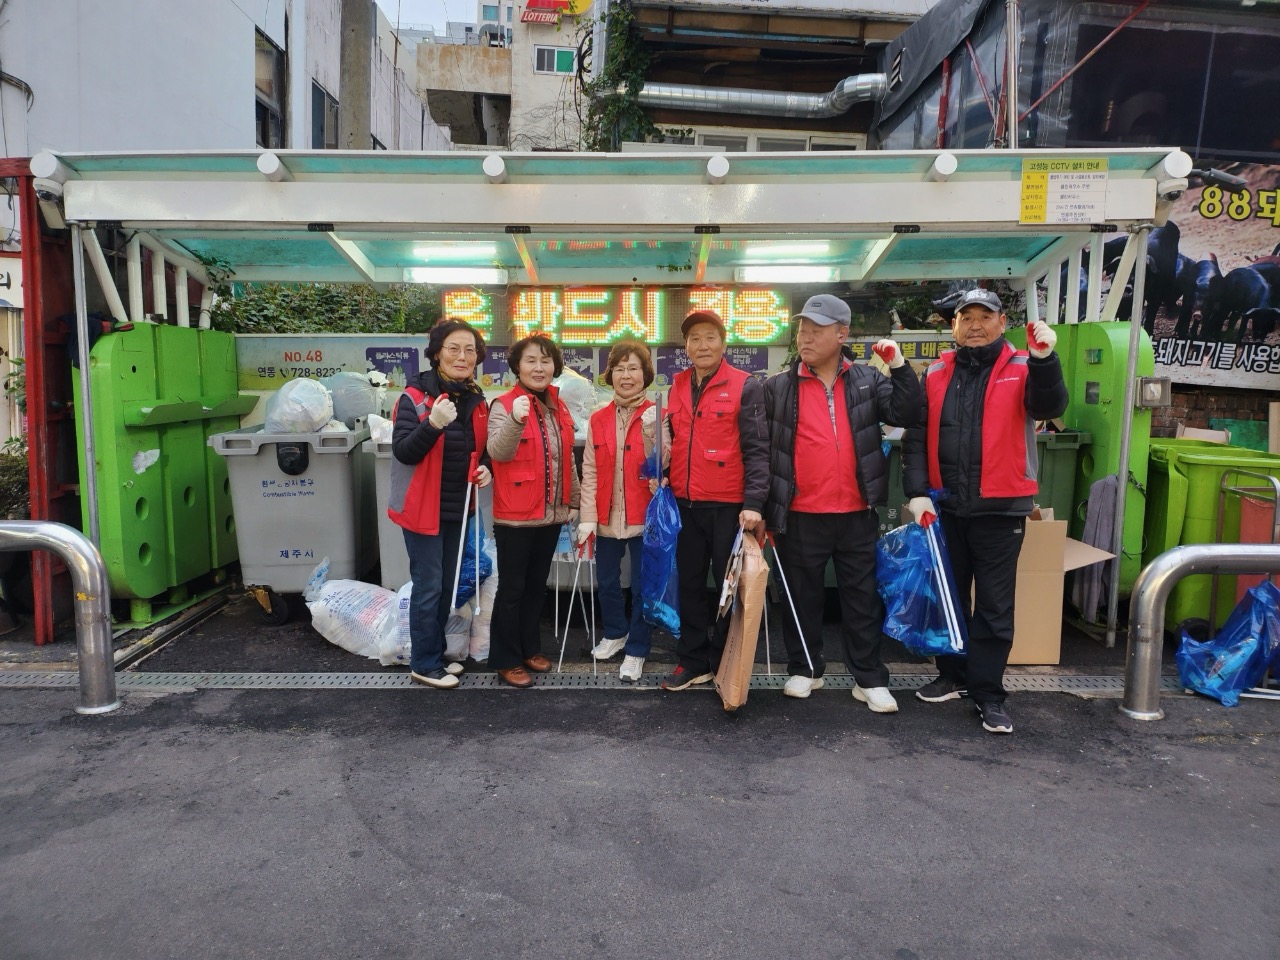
[508,20,582,150]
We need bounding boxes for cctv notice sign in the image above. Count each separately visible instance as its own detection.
[1020,158,1109,225]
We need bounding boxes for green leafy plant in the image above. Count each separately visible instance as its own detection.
[580,2,661,152]
[0,450,28,519]
[1,354,24,414]
[207,282,443,335]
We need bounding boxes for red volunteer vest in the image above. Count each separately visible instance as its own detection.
[589,399,654,527]
[924,341,1038,499]
[491,384,575,522]
[667,360,749,503]
[387,385,488,536]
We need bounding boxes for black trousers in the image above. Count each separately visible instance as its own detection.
[775,510,890,688]
[489,524,560,670]
[674,503,740,674]
[935,512,1026,706]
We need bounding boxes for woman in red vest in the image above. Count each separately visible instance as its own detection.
[577,341,658,683]
[388,320,491,690]
[486,334,580,688]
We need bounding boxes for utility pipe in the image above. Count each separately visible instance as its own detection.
[70,225,101,549]
[126,235,144,323]
[1004,0,1019,147]
[1105,225,1150,649]
[1085,233,1103,324]
[79,229,129,323]
[1122,543,1280,720]
[175,267,190,327]
[150,247,167,320]
[0,521,117,714]
[1064,247,1082,324]
[198,286,214,330]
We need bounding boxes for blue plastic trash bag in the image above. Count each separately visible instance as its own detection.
[640,449,681,636]
[875,520,968,657]
[452,511,493,608]
[1177,580,1280,707]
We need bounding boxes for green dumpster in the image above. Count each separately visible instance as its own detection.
[1144,439,1280,630]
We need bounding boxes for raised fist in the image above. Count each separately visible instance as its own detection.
[1026,320,1057,359]
[873,339,905,369]
[511,395,531,423]
[428,395,457,429]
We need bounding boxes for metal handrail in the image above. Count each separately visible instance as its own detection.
[0,521,118,714]
[1121,543,1280,720]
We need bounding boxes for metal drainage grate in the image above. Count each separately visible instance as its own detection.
[0,670,1184,695]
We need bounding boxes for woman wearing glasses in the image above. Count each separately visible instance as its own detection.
[388,319,492,689]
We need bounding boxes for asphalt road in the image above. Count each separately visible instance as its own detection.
[2,686,1277,960]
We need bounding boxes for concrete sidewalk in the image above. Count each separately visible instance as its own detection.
[2,681,1276,960]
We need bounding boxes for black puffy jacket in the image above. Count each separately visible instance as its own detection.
[763,350,923,534]
[392,369,489,524]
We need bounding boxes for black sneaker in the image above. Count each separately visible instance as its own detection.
[915,676,967,703]
[976,701,1013,734]
[660,665,714,691]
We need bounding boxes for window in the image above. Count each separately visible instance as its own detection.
[534,46,575,74]
[506,5,513,20]
[698,134,749,152]
[312,81,339,149]
[756,137,807,152]
[255,30,286,148]
[481,4,499,21]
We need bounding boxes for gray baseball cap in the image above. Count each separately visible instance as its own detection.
[793,294,851,326]
[954,288,1003,313]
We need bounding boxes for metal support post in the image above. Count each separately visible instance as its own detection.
[0,521,117,714]
[70,225,101,548]
[1122,543,1280,720]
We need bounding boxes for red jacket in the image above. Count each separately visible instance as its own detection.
[387,385,489,535]
[588,400,654,527]
[790,361,867,513]
[667,360,751,503]
[925,344,1037,498]
[491,384,575,522]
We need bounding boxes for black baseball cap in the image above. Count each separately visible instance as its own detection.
[954,288,1003,312]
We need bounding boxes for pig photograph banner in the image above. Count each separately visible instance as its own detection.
[1129,163,1280,389]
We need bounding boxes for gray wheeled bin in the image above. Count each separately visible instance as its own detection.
[211,424,374,622]
[364,438,411,590]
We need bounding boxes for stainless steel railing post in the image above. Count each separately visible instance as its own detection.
[1122,543,1280,721]
[0,521,118,714]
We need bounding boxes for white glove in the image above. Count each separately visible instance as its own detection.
[640,406,657,428]
[873,339,905,369]
[428,396,457,429]
[1026,320,1057,359]
[907,496,937,526]
[511,394,531,423]
[576,521,597,545]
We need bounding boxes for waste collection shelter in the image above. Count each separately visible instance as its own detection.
[28,145,1185,645]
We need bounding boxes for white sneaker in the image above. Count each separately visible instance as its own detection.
[444,662,465,676]
[619,655,644,683]
[783,675,825,698]
[853,685,899,713]
[591,636,627,660]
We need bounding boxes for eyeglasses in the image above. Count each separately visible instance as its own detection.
[441,345,478,358]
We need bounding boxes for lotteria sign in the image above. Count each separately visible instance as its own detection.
[441,287,793,346]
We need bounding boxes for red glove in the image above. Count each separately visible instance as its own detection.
[467,452,482,484]
[872,338,905,369]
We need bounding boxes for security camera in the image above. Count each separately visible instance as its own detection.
[1190,167,1248,195]
[1155,178,1186,203]
[33,177,66,230]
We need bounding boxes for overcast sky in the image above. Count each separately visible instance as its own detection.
[375,0,467,32]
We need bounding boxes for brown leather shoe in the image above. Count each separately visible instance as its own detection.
[497,666,534,688]
[524,655,553,673]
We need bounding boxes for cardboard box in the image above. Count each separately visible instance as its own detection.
[1009,518,1113,664]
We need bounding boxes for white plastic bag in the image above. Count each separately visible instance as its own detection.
[264,378,334,434]
[307,579,397,661]
[552,367,601,445]
[469,573,497,662]
[445,606,473,662]
[321,372,379,426]
[367,413,394,444]
[319,419,349,433]
[377,580,472,666]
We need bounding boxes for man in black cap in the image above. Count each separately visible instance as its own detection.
[659,309,770,691]
[902,287,1068,734]
[762,294,923,710]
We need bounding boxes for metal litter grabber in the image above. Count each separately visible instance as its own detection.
[557,531,597,674]
[765,532,816,677]
[921,514,965,653]
[450,451,481,611]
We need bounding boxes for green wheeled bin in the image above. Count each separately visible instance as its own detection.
[1144,439,1280,631]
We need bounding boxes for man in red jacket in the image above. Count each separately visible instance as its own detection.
[660,310,770,691]
[902,288,1068,734]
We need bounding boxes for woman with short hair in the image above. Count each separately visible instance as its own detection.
[485,334,580,688]
[388,319,491,689]
[578,341,658,683]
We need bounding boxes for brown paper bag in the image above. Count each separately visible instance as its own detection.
[714,536,768,712]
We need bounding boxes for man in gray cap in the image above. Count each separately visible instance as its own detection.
[902,287,1068,734]
[762,294,923,711]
